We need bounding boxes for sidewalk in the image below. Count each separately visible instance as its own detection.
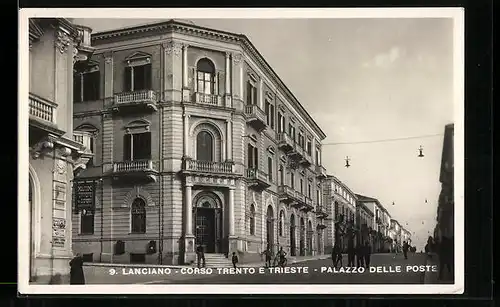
[82,254,331,284]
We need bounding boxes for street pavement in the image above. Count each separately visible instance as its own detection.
[146,252,429,284]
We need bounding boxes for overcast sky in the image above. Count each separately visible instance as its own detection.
[73,16,455,249]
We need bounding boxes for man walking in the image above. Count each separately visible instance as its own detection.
[403,241,409,260]
[196,244,205,268]
[347,239,355,267]
[364,241,371,268]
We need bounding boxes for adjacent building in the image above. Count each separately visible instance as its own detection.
[70,19,328,265]
[28,18,94,283]
[356,194,392,252]
[435,124,454,243]
[356,200,374,247]
[389,218,402,252]
[323,176,357,252]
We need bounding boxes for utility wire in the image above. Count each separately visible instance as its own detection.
[323,133,443,146]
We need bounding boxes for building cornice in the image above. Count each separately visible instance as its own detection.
[91,20,327,140]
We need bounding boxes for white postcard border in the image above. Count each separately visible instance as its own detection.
[18,7,465,295]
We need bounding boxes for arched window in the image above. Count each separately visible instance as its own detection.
[279,210,285,236]
[196,58,216,95]
[131,198,146,233]
[249,204,256,235]
[196,131,213,161]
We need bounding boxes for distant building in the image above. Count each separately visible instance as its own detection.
[356,194,391,252]
[323,176,358,252]
[70,19,328,265]
[356,201,374,247]
[436,124,454,242]
[389,219,403,252]
[28,18,94,283]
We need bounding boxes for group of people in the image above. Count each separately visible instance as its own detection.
[331,241,372,268]
[262,246,287,268]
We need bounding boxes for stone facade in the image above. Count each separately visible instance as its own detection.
[71,20,328,265]
[28,18,94,284]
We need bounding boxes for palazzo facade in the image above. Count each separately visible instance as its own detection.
[71,20,328,265]
[28,18,94,283]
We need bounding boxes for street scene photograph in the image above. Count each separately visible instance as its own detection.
[20,8,463,294]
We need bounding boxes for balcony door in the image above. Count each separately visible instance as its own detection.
[194,194,222,254]
[290,214,296,256]
[196,131,214,162]
[299,217,305,256]
[266,205,274,252]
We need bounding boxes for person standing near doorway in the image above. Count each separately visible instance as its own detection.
[231,252,239,269]
[403,241,409,260]
[196,244,205,268]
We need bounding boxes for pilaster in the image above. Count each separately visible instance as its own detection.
[162,40,183,102]
[224,52,232,107]
[103,53,114,99]
[231,53,243,111]
[101,113,113,172]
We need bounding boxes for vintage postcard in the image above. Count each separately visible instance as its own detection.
[18,8,464,295]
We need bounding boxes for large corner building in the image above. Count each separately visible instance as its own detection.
[71,20,329,265]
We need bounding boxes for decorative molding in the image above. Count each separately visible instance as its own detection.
[55,29,73,54]
[104,57,113,64]
[164,40,182,57]
[122,186,156,208]
[55,160,67,175]
[232,53,242,65]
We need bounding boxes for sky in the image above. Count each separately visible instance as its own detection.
[73,16,455,250]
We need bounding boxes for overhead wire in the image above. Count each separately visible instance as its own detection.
[323,133,443,146]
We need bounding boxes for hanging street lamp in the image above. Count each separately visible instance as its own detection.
[345,156,350,168]
[418,145,425,157]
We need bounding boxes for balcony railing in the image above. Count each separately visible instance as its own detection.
[246,168,270,189]
[114,90,157,106]
[29,93,56,124]
[244,104,267,131]
[301,153,313,166]
[194,93,222,106]
[113,160,157,173]
[315,164,327,178]
[277,132,294,151]
[73,131,93,152]
[184,159,233,174]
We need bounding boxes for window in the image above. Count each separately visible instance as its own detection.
[267,157,273,182]
[279,210,285,236]
[308,184,311,198]
[130,253,146,264]
[73,69,100,102]
[131,198,146,233]
[279,165,284,185]
[196,131,213,161]
[288,124,296,141]
[315,149,320,165]
[300,178,304,194]
[246,81,257,105]
[124,132,151,161]
[125,63,152,92]
[265,101,275,129]
[316,189,320,204]
[82,253,94,262]
[80,209,94,234]
[298,133,304,148]
[247,144,259,168]
[197,58,217,95]
[277,112,285,133]
[249,205,256,235]
[290,172,295,188]
[306,140,312,156]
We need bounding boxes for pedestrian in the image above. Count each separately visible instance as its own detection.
[402,241,409,260]
[69,253,85,285]
[347,240,355,267]
[356,243,365,268]
[363,241,371,268]
[263,245,272,268]
[231,252,239,269]
[332,243,340,268]
[196,244,205,268]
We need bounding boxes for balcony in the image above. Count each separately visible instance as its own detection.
[73,131,93,152]
[183,159,234,175]
[315,164,327,179]
[300,153,313,166]
[29,93,64,136]
[246,168,270,190]
[112,160,158,182]
[113,90,158,112]
[288,144,305,161]
[301,197,314,212]
[278,185,296,204]
[194,92,223,106]
[315,204,328,218]
[291,192,307,210]
[244,105,267,131]
[277,133,294,152]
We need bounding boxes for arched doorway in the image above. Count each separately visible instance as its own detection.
[307,220,313,256]
[289,214,296,256]
[266,205,274,252]
[299,217,305,256]
[317,224,323,255]
[194,193,222,253]
[29,175,34,281]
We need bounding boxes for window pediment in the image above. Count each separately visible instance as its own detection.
[265,91,275,101]
[267,146,276,155]
[125,119,150,134]
[125,51,152,67]
[249,134,258,142]
[247,71,258,82]
[280,155,287,163]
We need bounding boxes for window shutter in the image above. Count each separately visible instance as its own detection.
[246,82,252,105]
[247,144,253,167]
[93,71,101,100]
[144,64,152,90]
[254,147,259,169]
[144,132,152,159]
[124,67,132,92]
[123,134,131,161]
[214,72,219,95]
[192,68,197,92]
[73,74,81,103]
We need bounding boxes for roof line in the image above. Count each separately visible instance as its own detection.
[91,19,327,139]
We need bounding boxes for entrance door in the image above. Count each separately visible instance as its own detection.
[317,230,322,254]
[195,207,222,253]
[266,206,274,252]
[299,218,305,256]
[290,215,296,256]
